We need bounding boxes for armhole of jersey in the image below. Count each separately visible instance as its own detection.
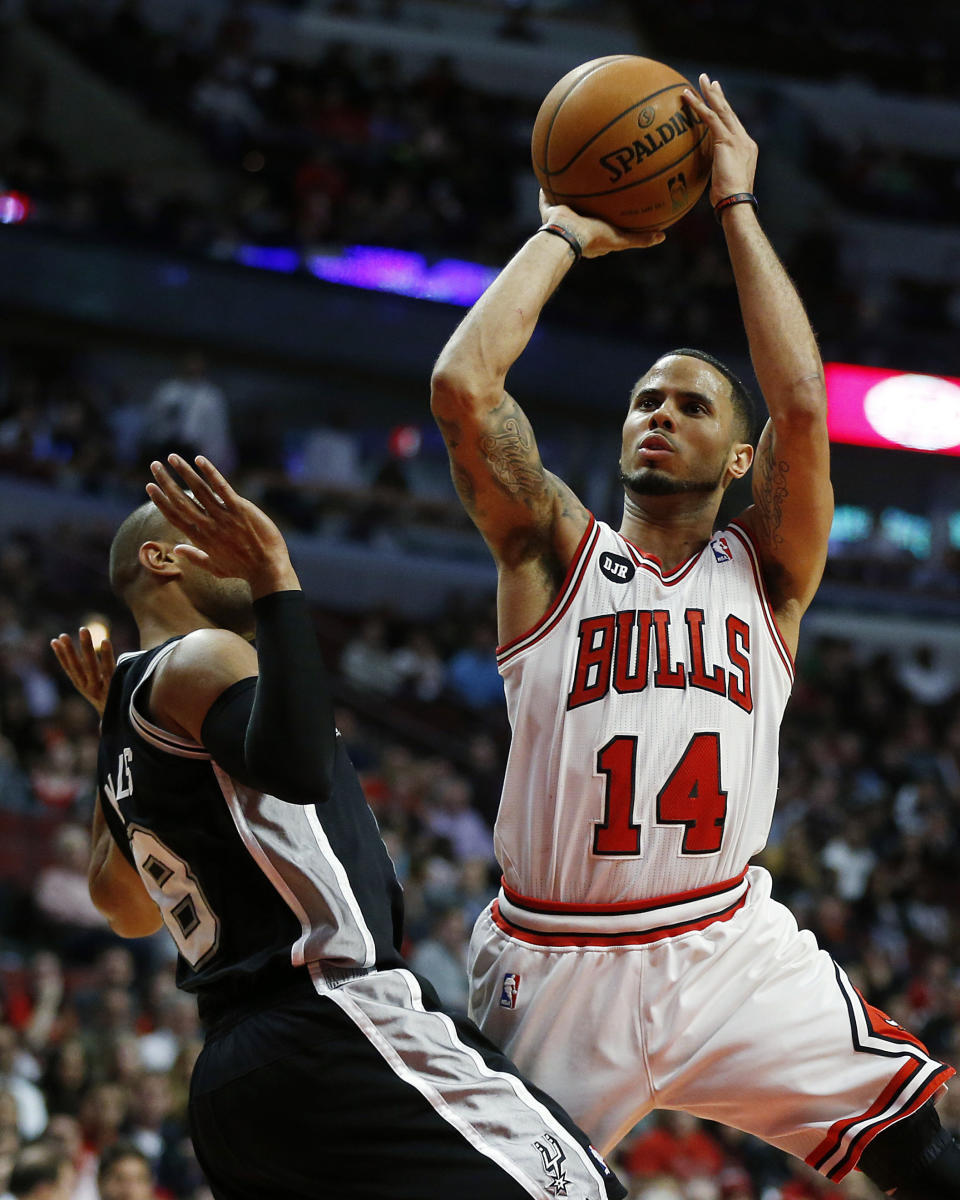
[725,520,795,684]
[495,515,600,670]
[129,643,212,760]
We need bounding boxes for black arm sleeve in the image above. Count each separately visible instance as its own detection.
[200,590,337,803]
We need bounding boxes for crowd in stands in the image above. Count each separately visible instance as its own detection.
[2,472,960,1196]
[637,0,960,99]
[0,0,955,368]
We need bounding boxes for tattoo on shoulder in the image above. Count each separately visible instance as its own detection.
[478,406,545,504]
[755,437,789,547]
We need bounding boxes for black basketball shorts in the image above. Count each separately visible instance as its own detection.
[189,966,624,1200]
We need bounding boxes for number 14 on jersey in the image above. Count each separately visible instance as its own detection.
[594,733,727,857]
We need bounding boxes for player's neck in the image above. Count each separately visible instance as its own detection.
[134,595,227,650]
[618,492,720,571]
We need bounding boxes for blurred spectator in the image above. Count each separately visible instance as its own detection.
[40,1041,89,1120]
[895,644,959,707]
[95,1142,155,1200]
[391,629,446,702]
[0,1027,46,1142]
[4,953,65,1055]
[136,993,197,1076]
[77,1083,127,1162]
[446,622,502,710]
[621,1112,727,1185]
[408,906,469,1012]
[820,817,877,903]
[340,616,401,694]
[31,826,111,963]
[138,354,234,473]
[5,1142,74,1200]
[424,772,495,865]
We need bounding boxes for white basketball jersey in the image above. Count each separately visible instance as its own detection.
[495,515,794,906]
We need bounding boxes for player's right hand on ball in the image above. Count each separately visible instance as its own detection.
[147,453,301,600]
[538,190,666,259]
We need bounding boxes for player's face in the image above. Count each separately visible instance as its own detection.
[177,552,255,636]
[619,355,741,497]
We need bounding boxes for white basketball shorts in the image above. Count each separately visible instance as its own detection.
[468,866,953,1183]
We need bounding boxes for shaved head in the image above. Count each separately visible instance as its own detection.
[108,501,178,600]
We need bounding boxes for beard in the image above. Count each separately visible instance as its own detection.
[620,465,725,496]
[188,573,255,636]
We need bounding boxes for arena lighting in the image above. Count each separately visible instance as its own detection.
[824,362,960,456]
[0,190,31,224]
[306,246,498,305]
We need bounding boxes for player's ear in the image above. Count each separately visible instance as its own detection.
[726,441,753,482]
[138,540,184,580]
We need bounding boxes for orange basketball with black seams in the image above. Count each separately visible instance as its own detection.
[532,55,713,232]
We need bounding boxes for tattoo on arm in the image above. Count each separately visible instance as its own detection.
[754,437,789,547]
[451,463,477,514]
[478,410,545,504]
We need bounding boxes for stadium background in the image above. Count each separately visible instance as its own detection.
[1,1,960,1196]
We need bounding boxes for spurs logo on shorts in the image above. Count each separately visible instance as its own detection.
[534,1134,568,1197]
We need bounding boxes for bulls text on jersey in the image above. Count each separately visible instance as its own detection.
[566,607,752,713]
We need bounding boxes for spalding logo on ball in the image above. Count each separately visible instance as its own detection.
[532,55,713,232]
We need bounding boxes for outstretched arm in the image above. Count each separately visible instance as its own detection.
[51,631,160,936]
[431,203,664,641]
[146,454,338,803]
[687,77,833,648]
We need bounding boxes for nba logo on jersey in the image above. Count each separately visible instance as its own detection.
[711,536,733,563]
[499,973,521,1009]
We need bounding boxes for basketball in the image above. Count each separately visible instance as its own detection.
[531,55,713,232]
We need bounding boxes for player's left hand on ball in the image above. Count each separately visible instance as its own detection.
[683,76,758,208]
[51,626,116,716]
[538,190,666,258]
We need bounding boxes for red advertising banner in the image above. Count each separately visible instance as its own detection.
[824,362,960,456]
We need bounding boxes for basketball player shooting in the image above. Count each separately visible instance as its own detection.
[430,75,960,1197]
[51,454,625,1200]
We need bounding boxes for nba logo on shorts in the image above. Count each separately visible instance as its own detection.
[499,973,521,1009]
[711,536,732,563]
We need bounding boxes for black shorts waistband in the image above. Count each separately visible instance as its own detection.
[197,964,373,1037]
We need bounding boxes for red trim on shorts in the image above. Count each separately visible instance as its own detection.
[808,1061,955,1182]
[725,521,795,681]
[490,890,748,948]
[500,868,749,917]
[496,516,599,665]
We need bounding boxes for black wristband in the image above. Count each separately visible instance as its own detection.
[714,192,758,223]
[538,221,582,262]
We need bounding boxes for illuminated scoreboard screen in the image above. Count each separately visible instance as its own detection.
[824,363,960,456]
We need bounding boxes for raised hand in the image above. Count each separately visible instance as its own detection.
[146,454,300,599]
[51,626,116,717]
[538,190,666,259]
[682,75,758,208]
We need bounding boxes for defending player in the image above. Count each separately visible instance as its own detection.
[51,454,624,1200]
[430,75,960,1198]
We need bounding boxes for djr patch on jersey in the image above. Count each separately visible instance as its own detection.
[499,973,521,1009]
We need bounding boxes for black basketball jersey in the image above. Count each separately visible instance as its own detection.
[97,638,405,1013]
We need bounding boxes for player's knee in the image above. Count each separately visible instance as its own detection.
[858,1098,960,1197]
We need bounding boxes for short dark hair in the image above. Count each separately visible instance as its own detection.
[97,1140,152,1183]
[108,501,176,601]
[656,347,757,444]
[9,1144,68,1197]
